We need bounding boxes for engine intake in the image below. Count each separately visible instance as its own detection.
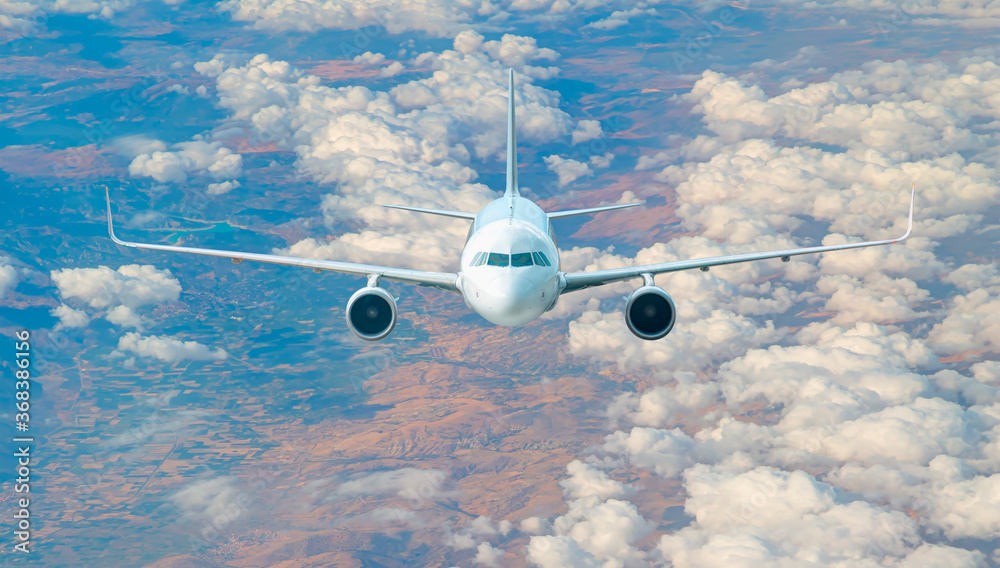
[346,287,397,341]
[624,286,676,340]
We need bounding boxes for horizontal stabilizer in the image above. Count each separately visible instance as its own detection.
[547,202,642,219]
[382,204,477,220]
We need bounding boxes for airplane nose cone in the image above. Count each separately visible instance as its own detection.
[493,275,534,313]
[478,275,537,326]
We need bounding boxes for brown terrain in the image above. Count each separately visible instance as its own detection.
[12,278,687,567]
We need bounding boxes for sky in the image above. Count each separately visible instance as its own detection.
[2,0,1000,566]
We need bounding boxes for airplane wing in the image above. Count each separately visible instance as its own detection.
[104,188,459,291]
[561,185,915,293]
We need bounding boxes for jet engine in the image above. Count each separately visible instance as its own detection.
[624,286,676,340]
[346,287,397,341]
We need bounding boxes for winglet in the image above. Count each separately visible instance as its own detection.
[105,186,129,247]
[894,183,915,243]
[505,67,518,198]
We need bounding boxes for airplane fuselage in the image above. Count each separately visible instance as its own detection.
[458,195,561,326]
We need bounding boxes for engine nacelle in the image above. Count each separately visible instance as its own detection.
[624,286,676,340]
[346,287,397,341]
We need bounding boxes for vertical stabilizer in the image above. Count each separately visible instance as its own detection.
[505,68,519,198]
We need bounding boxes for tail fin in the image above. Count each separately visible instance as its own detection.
[505,68,519,198]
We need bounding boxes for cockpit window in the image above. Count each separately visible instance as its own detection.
[486,252,510,266]
[511,252,533,267]
[473,251,552,267]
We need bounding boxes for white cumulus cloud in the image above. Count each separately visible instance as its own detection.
[128,136,242,185]
[544,155,591,187]
[0,258,18,299]
[116,332,228,363]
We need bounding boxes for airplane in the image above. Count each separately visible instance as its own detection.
[106,68,915,341]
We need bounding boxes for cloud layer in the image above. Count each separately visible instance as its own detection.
[529,50,1000,567]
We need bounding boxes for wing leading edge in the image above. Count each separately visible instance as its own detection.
[562,185,916,293]
[105,188,459,291]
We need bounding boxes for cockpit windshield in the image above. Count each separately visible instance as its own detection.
[486,252,510,266]
[510,252,532,267]
[472,251,552,267]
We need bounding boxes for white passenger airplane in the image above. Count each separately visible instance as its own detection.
[107,68,915,341]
